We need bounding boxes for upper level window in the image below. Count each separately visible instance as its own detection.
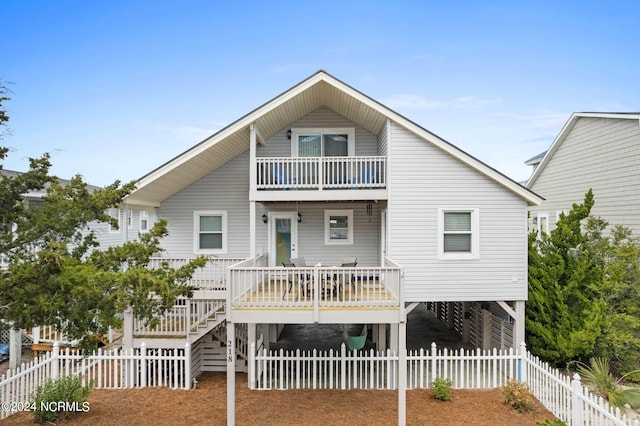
[324,209,353,245]
[140,210,149,233]
[194,211,227,254]
[291,128,355,157]
[437,208,479,259]
[537,212,549,237]
[108,208,120,233]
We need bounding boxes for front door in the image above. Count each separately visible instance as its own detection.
[271,212,298,266]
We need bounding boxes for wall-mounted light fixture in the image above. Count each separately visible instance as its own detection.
[366,202,373,217]
[297,212,302,223]
[262,214,268,223]
[287,129,292,140]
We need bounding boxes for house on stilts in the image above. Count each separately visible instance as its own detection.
[112,70,542,422]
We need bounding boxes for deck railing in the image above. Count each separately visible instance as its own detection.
[229,264,401,308]
[148,257,245,290]
[131,298,225,338]
[256,156,386,190]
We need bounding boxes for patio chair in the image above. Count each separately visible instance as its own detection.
[360,164,376,186]
[334,258,357,301]
[282,258,312,300]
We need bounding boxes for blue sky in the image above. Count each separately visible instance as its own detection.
[2,1,639,186]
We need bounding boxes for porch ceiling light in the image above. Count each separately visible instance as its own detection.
[262,214,268,223]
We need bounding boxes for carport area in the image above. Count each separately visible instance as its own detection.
[270,303,475,352]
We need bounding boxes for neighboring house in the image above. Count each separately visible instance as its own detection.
[526,112,640,236]
[119,70,542,380]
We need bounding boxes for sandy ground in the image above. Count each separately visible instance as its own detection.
[2,371,557,425]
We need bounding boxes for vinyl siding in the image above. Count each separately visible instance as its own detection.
[255,200,382,267]
[158,152,251,258]
[256,106,379,158]
[91,209,159,249]
[529,117,640,234]
[388,123,528,302]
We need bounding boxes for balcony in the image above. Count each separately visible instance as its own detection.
[255,156,386,201]
[228,254,403,324]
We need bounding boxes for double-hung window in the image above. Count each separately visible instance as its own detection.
[437,208,479,259]
[140,210,149,233]
[325,209,353,245]
[108,208,120,233]
[194,211,227,254]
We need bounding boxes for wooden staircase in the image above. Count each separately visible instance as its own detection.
[126,297,228,349]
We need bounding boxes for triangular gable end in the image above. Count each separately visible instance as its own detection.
[125,71,543,207]
[527,112,640,188]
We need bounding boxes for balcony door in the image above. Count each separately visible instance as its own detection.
[270,212,299,266]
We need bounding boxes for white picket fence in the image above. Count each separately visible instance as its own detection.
[251,341,640,426]
[0,342,191,420]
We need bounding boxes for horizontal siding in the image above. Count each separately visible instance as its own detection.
[530,117,640,233]
[92,209,159,249]
[158,152,251,258]
[256,106,379,158]
[388,123,528,302]
[255,201,382,267]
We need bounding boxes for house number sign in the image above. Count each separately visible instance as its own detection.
[227,340,233,363]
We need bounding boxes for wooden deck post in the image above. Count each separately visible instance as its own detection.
[398,320,407,426]
[227,321,236,426]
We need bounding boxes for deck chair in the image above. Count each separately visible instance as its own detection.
[272,164,288,186]
[361,164,376,186]
[334,258,357,301]
[282,258,311,300]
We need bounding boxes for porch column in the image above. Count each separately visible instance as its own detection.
[462,302,471,343]
[482,307,492,350]
[226,321,236,426]
[398,320,407,426]
[247,323,256,388]
[249,123,257,258]
[513,300,526,348]
[9,327,21,370]
[389,324,398,353]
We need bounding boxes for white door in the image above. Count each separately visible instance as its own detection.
[270,212,299,266]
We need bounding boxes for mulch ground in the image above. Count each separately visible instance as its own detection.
[3,372,557,425]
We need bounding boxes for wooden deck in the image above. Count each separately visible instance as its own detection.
[238,276,396,307]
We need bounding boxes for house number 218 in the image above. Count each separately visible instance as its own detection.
[227,340,233,363]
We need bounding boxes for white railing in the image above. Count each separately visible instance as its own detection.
[229,265,401,308]
[31,325,78,346]
[256,156,386,190]
[148,257,245,290]
[0,342,191,419]
[250,341,639,425]
[131,298,225,338]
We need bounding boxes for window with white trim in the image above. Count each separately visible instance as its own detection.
[324,209,353,245]
[108,208,120,233]
[194,211,227,254]
[437,208,479,259]
[291,128,355,157]
[127,210,133,229]
[140,210,149,233]
[537,212,549,236]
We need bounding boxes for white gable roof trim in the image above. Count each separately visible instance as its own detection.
[125,71,543,207]
[527,112,640,188]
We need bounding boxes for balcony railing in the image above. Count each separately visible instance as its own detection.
[229,260,401,309]
[256,156,386,190]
